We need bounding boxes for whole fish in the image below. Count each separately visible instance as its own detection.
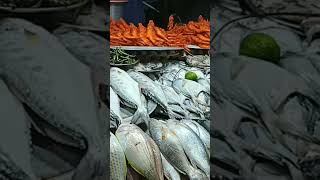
[160,85,189,117]
[149,119,207,180]
[110,132,127,180]
[0,80,38,180]
[128,70,178,119]
[0,18,106,180]
[116,124,164,180]
[110,87,123,126]
[161,153,181,180]
[181,120,210,156]
[173,78,209,108]
[167,120,210,177]
[110,67,149,125]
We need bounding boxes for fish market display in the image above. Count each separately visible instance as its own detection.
[109,54,210,179]
[110,16,210,49]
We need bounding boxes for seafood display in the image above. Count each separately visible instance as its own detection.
[109,14,211,178]
[212,1,320,180]
[110,16,210,49]
[110,55,211,179]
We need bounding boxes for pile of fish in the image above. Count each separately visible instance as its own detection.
[212,1,320,180]
[110,61,210,179]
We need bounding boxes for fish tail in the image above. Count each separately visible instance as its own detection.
[188,166,207,180]
[132,106,150,126]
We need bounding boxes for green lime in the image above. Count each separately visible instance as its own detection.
[239,33,281,63]
[185,71,198,81]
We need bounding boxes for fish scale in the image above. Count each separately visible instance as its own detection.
[110,132,127,180]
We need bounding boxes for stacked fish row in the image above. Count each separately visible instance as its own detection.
[110,63,210,180]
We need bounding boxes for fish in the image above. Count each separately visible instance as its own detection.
[161,153,181,180]
[0,80,38,180]
[128,70,179,119]
[181,120,210,156]
[110,67,149,125]
[116,124,164,180]
[173,78,209,108]
[149,119,207,180]
[160,84,189,118]
[110,87,123,126]
[0,18,107,180]
[110,132,127,180]
[167,120,210,177]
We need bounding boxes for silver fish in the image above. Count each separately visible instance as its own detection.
[181,120,210,156]
[149,119,207,180]
[160,85,189,117]
[110,67,149,125]
[0,18,106,180]
[128,70,178,119]
[173,78,209,107]
[110,87,123,126]
[161,153,181,180]
[110,132,127,180]
[197,78,210,92]
[0,80,38,180]
[116,124,164,180]
[167,120,210,177]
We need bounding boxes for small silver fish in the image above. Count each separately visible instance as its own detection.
[110,132,127,180]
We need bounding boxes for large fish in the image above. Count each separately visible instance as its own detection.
[110,67,149,125]
[128,70,178,119]
[0,18,107,180]
[0,80,38,180]
[167,120,210,177]
[116,124,164,180]
[181,120,210,156]
[149,119,207,180]
[110,132,127,180]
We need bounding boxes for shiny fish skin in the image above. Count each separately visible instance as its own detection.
[116,124,164,180]
[128,71,177,119]
[181,120,210,156]
[161,153,181,180]
[173,78,209,107]
[110,132,127,180]
[167,120,210,177]
[110,67,149,125]
[149,119,207,180]
[110,87,123,126]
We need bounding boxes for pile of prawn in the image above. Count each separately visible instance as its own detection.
[110,15,210,50]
